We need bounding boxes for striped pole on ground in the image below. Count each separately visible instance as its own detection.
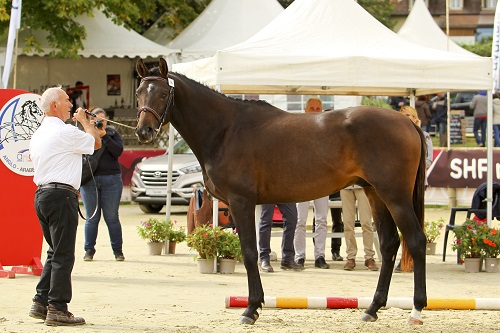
[225,296,500,310]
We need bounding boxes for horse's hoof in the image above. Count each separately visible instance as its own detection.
[407,316,423,325]
[239,316,256,325]
[360,313,377,322]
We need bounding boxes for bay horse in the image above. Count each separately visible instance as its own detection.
[135,58,427,325]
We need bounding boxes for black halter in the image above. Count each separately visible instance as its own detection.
[137,76,175,133]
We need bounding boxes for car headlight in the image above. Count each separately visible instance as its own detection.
[179,164,202,174]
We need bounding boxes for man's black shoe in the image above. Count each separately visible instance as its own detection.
[29,301,47,320]
[83,249,95,261]
[314,256,330,269]
[260,260,274,273]
[280,260,304,271]
[296,258,305,269]
[332,252,343,261]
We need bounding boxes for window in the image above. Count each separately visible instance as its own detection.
[449,0,463,10]
[483,0,497,9]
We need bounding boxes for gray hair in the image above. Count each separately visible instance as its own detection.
[40,86,63,113]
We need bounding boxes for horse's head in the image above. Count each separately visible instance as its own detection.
[135,58,174,143]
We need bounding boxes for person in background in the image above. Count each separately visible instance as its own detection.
[259,204,303,272]
[80,108,125,262]
[470,90,488,147]
[431,92,447,147]
[395,105,434,272]
[29,87,101,326]
[329,192,344,261]
[415,95,432,133]
[493,94,500,147]
[70,81,87,117]
[294,97,330,270]
[388,96,408,111]
[341,186,378,271]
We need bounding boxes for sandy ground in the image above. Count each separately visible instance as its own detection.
[1,205,499,333]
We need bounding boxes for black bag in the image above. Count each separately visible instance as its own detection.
[81,145,105,185]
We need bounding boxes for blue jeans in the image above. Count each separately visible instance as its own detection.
[80,174,123,253]
[473,117,487,146]
[494,125,500,147]
[259,203,297,262]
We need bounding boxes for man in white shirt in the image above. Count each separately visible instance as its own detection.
[28,87,100,326]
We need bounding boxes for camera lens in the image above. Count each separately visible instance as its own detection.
[95,120,103,129]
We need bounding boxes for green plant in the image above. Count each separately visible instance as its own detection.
[452,218,489,259]
[424,218,444,243]
[167,220,186,243]
[482,227,500,258]
[217,229,242,260]
[136,218,170,243]
[186,224,222,259]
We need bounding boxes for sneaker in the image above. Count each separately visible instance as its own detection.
[280,260,304,271]
[29,301,47,320]
[44,305,85,326]
[314,256,330,269]
[260,260,274,273]
[296,258,305,269]
[332,252,343,261]
[343,259,356,271]
[114,251,125,261]
[83,249,95,261]
[365,258,379,271]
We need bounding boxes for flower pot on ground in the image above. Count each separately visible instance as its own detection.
[452,218,488,261]
[148,241,165,255]
[484,257,500,273]
[463,257,482,273]
[218,258,237,274]
[424,218,443,255]
[196,258,216,274]
[187,224,221,261]
[215,229,241,274]
[165,220,186,254]
[481,226,500,272]
[137,218,171,255]
[167,241,177,254]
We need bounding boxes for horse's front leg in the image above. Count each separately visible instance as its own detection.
[228,198,263,325]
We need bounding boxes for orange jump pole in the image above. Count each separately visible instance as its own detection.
[225,296,500,310]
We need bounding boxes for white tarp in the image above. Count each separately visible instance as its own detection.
[173,0,492,96]
[0,10,176,59]
[165,0,283,63]
[397,0,476,56]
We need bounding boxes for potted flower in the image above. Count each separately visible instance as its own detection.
[482,227,500,273]
[424,218,444,255]
[137,218,170,255]
[216,229,242,274]
[452,218,489,272]
[186,224,222,273]
[166,220,186,254]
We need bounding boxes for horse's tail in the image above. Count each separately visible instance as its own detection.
[401,125,426,272]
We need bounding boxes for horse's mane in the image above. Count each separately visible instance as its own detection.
[147,66,271,108]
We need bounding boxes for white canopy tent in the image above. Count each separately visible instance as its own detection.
[173,0,491,97]
[165,0,284,64]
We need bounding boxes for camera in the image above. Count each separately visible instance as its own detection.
[94,120,103,129]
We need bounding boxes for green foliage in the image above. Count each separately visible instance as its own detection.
[217,229,242,260]
[458,36,492,57]
[361,96,392,109]
[482,227,500,258]
[136,218,170,243]
[424,218,444,243]
[357,0,395,29]
[187,224,222,259]
[0,0,210,58]
[167,220,186,243]
[452,219,489,259]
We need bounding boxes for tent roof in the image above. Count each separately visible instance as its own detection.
[173,0,491,96]
[166,0,283,62]
[1,10,176,58]
[397,0,476,56]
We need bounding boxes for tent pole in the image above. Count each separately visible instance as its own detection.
[165,124,175,222]
[487,90,493,227]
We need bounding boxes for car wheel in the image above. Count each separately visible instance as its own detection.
[139,204,164,213]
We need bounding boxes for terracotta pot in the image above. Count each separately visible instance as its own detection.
[218,258,237,274]
[426,242,437,255]
[148,241,165,255]
[196,258,216,274]
[484,257,499,273]
[168,241,177,254]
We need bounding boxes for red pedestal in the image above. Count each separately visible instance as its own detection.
[0,89,44,277]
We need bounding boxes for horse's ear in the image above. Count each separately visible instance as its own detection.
[136,59,148,78]
[159,58,168,78]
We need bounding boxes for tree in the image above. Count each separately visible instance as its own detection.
[459,36,493,57]
[0,0,210,58]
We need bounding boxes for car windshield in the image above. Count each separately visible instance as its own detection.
[173,139,192,154]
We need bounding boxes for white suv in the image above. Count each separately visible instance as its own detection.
[130,139,203,213]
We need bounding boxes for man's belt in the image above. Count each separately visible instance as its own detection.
[38,182,79,195]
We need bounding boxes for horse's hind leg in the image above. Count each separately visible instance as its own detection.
[228,198,264,325]
[361,189,401,322]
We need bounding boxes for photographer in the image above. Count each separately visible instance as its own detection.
[80,108,125,262]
